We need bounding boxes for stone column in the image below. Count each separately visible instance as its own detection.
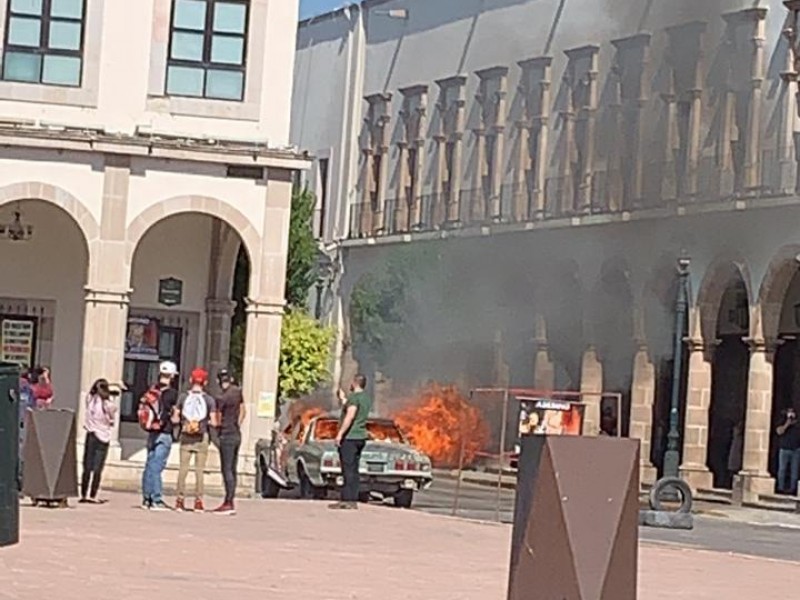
[630,341,657,484]
[660,90,679,202]
[359,148,374,236]
[446,76,468,225]
[471,128,486,223]
[204,298,236,381]
[579,345,603,436]
[394,141,409,232]
[777,39,798,194]
[533,314,555,390]
[490,71,509,221]
[410,139,425,229]
[679,338,713,490]
[742,9,766,193]
[80,156,132,458]
[736,338,776,504]
[81,287,131,456]
[240,168,293,457]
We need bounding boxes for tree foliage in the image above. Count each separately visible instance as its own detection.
[285,187,318,308]
[349,246,438,369]
[278,310,335,400]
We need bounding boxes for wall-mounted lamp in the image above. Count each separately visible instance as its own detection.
[0,205,33,241]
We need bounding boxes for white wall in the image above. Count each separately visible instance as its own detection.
[0,0,299,144]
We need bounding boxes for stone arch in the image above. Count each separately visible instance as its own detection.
[695,256,753,344]
[757,244,800,343]
[0,181,99,243]
[125,195,261,267]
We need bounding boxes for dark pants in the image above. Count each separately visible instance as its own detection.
[777,448,800,495]
[338,439,366,503]
[81,432,110,499]
[219,431,241,504]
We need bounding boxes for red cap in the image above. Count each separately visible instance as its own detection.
[189,368,208,385]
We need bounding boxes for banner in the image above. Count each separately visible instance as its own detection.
[516,397,585,437]
[1,318,34,366]
[124,317,160,361]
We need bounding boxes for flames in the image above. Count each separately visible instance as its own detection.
[394,384,489,467]
[287,401,326,428]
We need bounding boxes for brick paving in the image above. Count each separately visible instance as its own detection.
[1,492,798,599]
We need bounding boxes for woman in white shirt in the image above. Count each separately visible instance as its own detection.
[80,379,117,504]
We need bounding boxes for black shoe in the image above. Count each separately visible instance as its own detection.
[150,500,172,512]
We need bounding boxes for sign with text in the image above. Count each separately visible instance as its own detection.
[257,392,277,419]
[516,397,585,438]
[158,278,183,307]
[1,318,34,366]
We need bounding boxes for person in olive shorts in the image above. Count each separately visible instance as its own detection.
[330,374,373,510]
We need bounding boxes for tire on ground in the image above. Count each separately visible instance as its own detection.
[259,460,280,499]
[394,489,414,509]
[649,476,693,514]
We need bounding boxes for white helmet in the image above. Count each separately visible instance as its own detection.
[159,361,178,377]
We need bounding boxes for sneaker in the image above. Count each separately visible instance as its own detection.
[78,498,89,504]
[193,498,204,512]
[141,500,152,511]
[175,497,185,512]
[212,503,235,516]
[150,500,172,512]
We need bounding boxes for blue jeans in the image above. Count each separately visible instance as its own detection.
[142,432,172,503]
[777,448,800,495]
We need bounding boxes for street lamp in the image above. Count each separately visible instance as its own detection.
[663,256,691,479]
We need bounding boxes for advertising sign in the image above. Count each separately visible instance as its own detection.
[516,397,585,437]
[124,317,160,361]
[1,318,34,366]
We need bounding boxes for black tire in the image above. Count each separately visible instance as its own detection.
[649,476,693,514]
[260,464,280,499]
[298,465,327,500]
[358,491,371,503]
[394,489,414,509]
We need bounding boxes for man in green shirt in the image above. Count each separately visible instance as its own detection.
[330,374,373,510]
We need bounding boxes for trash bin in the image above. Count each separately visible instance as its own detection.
[0,362,20,547]
[22,409,78,506]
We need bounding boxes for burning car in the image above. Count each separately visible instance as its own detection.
[255,413,433,508]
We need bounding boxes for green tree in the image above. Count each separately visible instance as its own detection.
[229,187,334,401]
[285,187,318,308]
[278,310,335,399]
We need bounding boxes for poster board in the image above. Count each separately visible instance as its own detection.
[124,317,160,361]
[1,318,35,366]
[516,397,585,438]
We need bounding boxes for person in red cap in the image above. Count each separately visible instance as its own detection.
[172,367,218,511]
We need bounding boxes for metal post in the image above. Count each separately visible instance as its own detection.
[663,257,691,478]
[314,281,323,320]
[452,391,469,517]
[496,389,510,522]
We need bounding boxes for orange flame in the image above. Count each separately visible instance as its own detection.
[394,384,489,467]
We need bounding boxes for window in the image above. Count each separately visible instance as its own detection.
[2,0,86,86]
[166,0,248,101]
[317,158,329,238]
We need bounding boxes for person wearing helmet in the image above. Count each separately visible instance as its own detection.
[141,361,179,511]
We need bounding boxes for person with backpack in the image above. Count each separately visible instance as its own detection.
[212,369,246,515]
[173,368,218,512]
[139,361,179,511]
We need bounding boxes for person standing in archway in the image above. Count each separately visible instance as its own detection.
[140,361,179,511]
[776,408,800,495]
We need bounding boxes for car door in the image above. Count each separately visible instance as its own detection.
[285,421,307,484]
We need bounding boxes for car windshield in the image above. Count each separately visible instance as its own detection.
[313,419,405,443]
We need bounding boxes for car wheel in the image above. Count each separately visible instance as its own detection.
[298,465,327,500]
[260,463,280,499]
[394,489,414,509]
[358,491,371,503]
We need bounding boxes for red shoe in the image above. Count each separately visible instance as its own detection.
[194,498,205,512]
[212,503,235,516]
[175,497,185,512]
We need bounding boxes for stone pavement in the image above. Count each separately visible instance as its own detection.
[1,492,799,600]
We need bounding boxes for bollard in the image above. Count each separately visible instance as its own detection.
[22,409,78,506]
[508,435,639,600]
[0,362,20,547]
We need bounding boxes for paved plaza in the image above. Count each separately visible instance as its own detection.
[1,493,799,599]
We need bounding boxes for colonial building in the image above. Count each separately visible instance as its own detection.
[293,0,800,506]
[0,0,308,487]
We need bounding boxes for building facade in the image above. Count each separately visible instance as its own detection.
[293,0,800,505]
[0,0,308,487]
